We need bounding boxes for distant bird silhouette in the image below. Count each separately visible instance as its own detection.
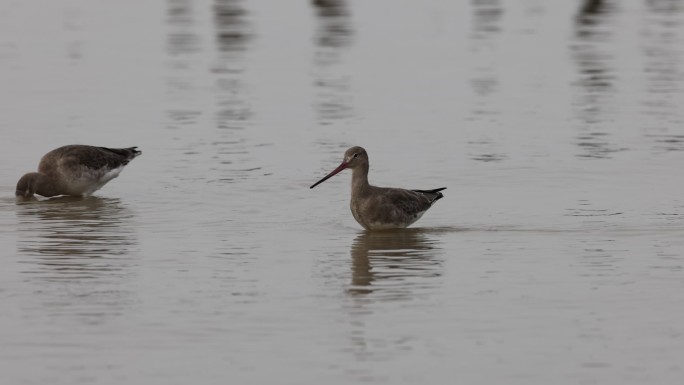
[16,145,141,198]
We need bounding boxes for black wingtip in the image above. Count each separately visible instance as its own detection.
[412,187,446,204]
[412,187,447,194]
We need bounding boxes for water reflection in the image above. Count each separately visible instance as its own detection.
[468,0,502,97]
[165,0,203,130]
[15,196,138,281]
[467,138,507,162]
[467,0,506,163]
[348,229,442,299]
[164,0,256,130]
[342,229,443,365]
[575,132,627,159]
[166,0,201,58]
[312,0,352,48]
[211,0,261,182]
[311,0,354,124]
[63,5,84,66]
[576,238,623,278]
[212,0,253,130]
[577,0,610,22]
[163,0,258,182]
[640,1,684,152]
[565,199,622,218]
[573,0,614,102]
[648,134,684,152]
[572,0,624,159]
[471,0,503,39]
[647,0,681,13]
[213,0,251,53]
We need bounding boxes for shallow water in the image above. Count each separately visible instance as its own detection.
[2,0,684,384]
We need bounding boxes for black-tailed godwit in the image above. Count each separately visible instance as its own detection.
[310,146,445,230]
[16,145,141,198]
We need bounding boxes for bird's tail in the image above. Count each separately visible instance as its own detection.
[412,187,446,202]
[100,146,142,160]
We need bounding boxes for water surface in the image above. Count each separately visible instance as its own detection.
[1,0,684,384]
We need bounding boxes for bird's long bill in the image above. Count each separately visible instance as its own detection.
[310,161,348,189]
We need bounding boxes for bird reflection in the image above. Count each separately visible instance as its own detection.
[212,0,253,128]
[165,0,204,131]
[577,0,607,24]
[641,0,684,153]
[468,0,502,97]
[348,229,442,298]
[573,0,614,101]
[312,0,352,48]
[311,0,354,124]
[209,0,260,182]
[467,0,507,163]
[166,0,200,57]
[572,0,624,159]
[471,0,503,38]
[15,196,137,280]
[213,0,251,54]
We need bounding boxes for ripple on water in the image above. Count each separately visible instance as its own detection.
[347,229,444,300]
[15,196,138,281]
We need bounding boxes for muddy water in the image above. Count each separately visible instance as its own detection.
[1,0,684,384]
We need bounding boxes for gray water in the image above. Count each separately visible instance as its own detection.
[1,0,684,384]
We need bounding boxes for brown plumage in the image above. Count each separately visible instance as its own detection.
[310,146,445,230]
[16,145,141,198]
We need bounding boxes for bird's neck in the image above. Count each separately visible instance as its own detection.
[351,163,370,196]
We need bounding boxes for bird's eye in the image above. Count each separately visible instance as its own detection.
[352,153,359,159]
